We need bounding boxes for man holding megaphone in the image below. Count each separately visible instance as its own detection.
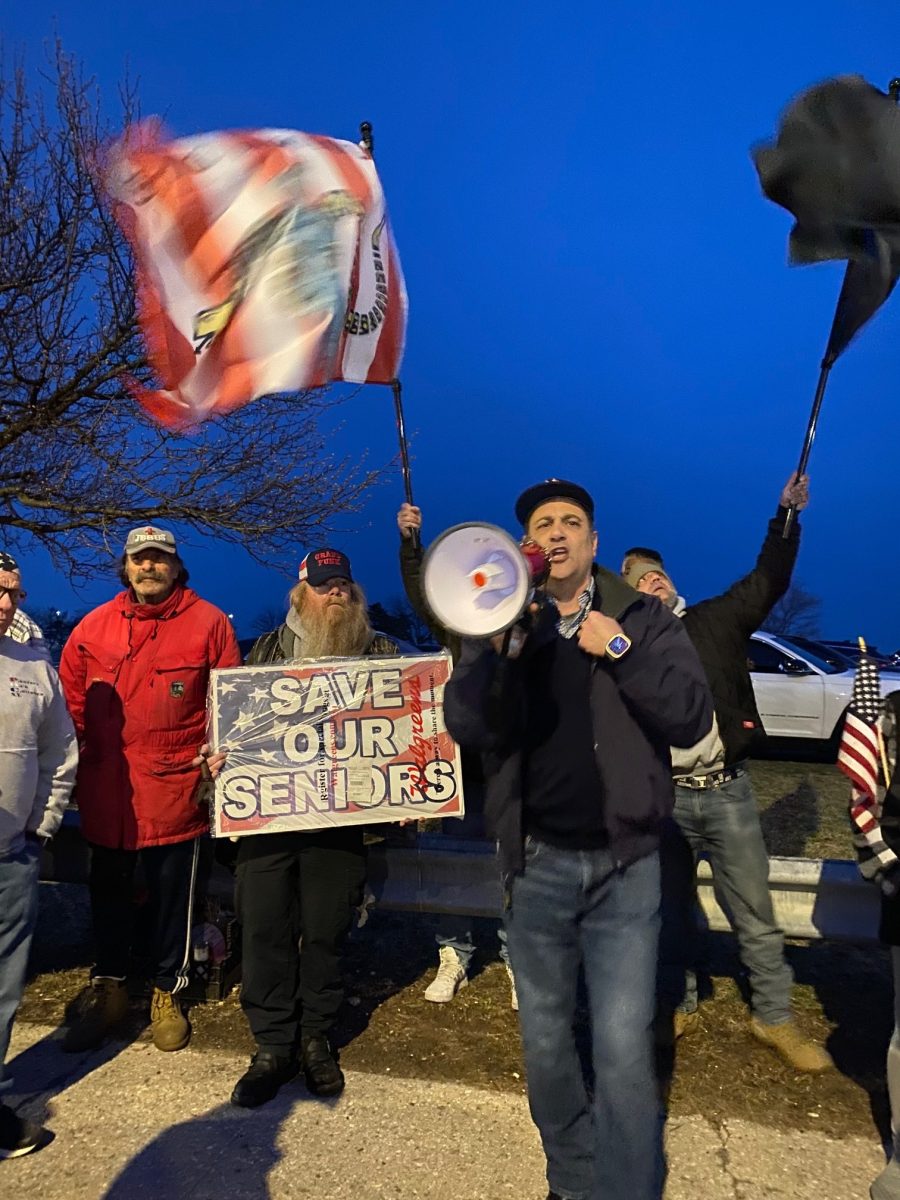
[440,479,712,1200]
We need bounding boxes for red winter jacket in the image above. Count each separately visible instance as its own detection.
[59,586,241,850]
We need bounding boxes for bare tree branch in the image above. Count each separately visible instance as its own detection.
[761,582,822,638]
[0,43,385,582]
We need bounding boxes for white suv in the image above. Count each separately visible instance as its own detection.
[748,631,900,747]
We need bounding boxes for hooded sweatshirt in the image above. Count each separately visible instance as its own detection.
[0,637,78,854]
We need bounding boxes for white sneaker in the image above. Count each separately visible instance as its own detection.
[424,947,468,1002]
[506,964,519,1011]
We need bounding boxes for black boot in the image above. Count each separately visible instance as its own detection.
[230,1051,300,1108]
[301,1034,345,1097]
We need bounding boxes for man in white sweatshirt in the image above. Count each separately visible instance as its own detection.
[0,552,78,1158]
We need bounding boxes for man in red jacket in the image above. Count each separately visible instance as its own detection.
[58,525,241,1053]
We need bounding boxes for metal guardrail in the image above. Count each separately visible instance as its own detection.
[364,837,882,943]
[696,856,880,942]
[40,819,881,943]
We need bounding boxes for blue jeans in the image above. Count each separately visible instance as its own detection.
[505,840,663,1200]
[0,840,41,1094]
[658,771,792,1024]
[435,797,510,968]
[436,919,509,968]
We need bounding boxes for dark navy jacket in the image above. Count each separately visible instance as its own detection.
[443,565,713,879]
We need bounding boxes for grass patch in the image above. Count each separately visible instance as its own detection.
[748,759,851,860]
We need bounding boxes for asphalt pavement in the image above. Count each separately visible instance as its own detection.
[2,1020,887,1199]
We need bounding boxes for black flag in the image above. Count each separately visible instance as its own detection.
[754,74,900,361]
[825,243,898,365]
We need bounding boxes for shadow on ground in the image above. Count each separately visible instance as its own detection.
[99,1098,305,1199]
[758,775,821,858]
[660,933,892,1143]
[7,879,147,1124]
[16,851,896,1148]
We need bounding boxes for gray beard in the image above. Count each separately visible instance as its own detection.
[292,599,371,658]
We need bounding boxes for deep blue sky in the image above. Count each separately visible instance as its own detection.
[7,3,900,647]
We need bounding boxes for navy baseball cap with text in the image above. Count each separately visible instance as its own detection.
[298,548,353,585]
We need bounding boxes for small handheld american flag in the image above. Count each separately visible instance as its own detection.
[838,643,899,891]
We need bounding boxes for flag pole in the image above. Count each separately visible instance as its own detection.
[783,76,900,539]
[781,360,832,538]
[359,120,420,551]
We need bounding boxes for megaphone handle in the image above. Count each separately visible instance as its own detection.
[496,623,532,660]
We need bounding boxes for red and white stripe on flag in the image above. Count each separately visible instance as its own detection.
[838,651,883,799]
[837,710,880,799]
[105,123,407,428]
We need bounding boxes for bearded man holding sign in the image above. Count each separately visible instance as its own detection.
[228,549,401,1108]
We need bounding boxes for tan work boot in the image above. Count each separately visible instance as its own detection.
[150,988,191,1052]
[62,977,129,1053]
[749,1016,832,1073]
[674,1009,700,1039]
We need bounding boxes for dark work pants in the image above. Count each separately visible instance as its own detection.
[235,829,367,1053]
[89,839,199,994]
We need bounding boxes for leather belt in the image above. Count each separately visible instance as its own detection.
[673,767,744,791]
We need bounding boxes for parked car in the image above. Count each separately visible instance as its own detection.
[817,638,898,671]
[771,635,856,672]
[748,631,900,749]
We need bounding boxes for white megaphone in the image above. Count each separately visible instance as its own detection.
[421,523,550,638]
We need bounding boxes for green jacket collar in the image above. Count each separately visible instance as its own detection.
[592,563,643,622]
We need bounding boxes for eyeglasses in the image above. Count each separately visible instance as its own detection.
[0,586,25,604]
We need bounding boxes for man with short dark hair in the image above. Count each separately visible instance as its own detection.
[623,473,832,1073]
[230,548,402,1109]
[58,525,240,1054]
[444,480,712,1200]
[0,553,77,1158]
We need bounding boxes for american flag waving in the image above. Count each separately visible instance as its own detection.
[838,647,899,889]
[104,123,407,429]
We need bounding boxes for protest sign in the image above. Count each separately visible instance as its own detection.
[208,653,464,838]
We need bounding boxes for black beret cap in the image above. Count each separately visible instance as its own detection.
[514,479,595,527]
